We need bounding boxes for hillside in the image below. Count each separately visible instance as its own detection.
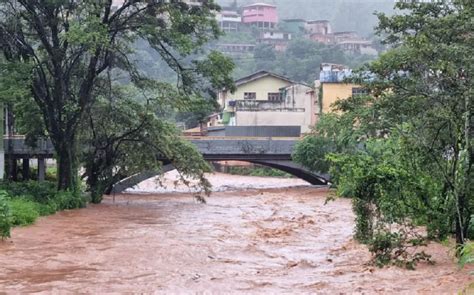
[217,0,395,36]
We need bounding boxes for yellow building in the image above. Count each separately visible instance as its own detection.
[219,71,294,107]
[318,63,365,115]
[320,82,362,113]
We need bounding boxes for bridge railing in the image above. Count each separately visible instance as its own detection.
[3,136,300,159]
[4,137,55,158]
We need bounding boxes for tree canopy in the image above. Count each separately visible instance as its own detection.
[294,0,473,267]
[0,0,234,195]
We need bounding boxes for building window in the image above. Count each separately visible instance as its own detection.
[268,92,282,101]
[244,92,256,100]
[352,87,368,96]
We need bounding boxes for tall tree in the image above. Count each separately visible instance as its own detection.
[295,1,473,265]
[368,0,473,245]
[0,0,234,191]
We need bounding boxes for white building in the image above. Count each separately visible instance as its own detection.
[218,71,318,133]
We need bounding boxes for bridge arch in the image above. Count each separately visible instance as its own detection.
[111,160,329,194]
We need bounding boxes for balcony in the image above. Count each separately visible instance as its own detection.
[234,100,305,112]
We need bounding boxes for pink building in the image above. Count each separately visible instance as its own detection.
[242,3,278,29]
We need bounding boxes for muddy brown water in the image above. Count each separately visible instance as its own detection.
[0,174,472,293]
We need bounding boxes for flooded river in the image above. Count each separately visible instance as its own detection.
[0,173,472,293]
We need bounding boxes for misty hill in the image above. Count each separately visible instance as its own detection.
[217,0,396,36]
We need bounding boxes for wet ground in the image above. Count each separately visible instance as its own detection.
[0,173,472,293]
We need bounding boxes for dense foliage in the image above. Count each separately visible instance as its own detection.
[0,191,10,239]
[0,0,234,193]
[81,86,214,203]
[0,182,87,239]
[220,36,375,83]
[294,1,473,267]
[227,166,292,178]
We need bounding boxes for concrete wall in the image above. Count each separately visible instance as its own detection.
[321,83,359,113]
[231,83,316,133]
[235,112,311,133]
[225,126,301,137]
[230,76,292,102]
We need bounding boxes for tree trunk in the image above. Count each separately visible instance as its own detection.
[56,140,78,191]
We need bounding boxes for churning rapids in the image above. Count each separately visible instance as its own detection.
[0,172,472,293]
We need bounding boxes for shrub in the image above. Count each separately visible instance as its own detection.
[0,181,56,204]
[227,166,292,178]
[8,198,39,226]
[0,191,11,239]
[459,242,474,269]
[53,191,87,210]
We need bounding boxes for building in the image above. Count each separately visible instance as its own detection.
[184,0,203,6]
[304,20,334,45]
[217,43,256,54]
[304,20,331,35]
[216,10,241,32]
[318,63,364,114]
[218,71,318,133]
[281,19,306,35]
[308,33,333,44]
[336,40,377,55]
[332,31,359,43]
[241,3,278,29]
[258,31,292,51]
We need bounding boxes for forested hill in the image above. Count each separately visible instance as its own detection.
[217,0,395,36]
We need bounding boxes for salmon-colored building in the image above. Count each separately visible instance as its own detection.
[242,3,278,29]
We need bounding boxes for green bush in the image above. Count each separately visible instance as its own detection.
[8,198,39,226]
[0,191,11,239]
[0,182,87,233]
[54,191,87,210]
[459,242,474,269]
[227,166,292,178]
[28,167,57,182]
[0,180,90,240]
[0,181,57,204]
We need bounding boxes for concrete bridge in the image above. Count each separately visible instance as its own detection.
[4,137,329,190]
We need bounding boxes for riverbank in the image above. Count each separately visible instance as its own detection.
[0,173,471,293]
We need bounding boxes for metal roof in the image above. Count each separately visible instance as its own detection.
[234,70,295,87]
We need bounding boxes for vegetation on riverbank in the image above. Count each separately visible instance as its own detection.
[294,1,472,268]
[0,1,233,199]
[0,182,87,239]
[227,166,292,178]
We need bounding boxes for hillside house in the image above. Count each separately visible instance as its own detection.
[318,63,364,114]
[216,10,241,32]
[281,19,306,35]
[242,3,278,29]
[218,71,318,133]
[259,31,292,51]
[217,43,256,54]
[304,20,331,35]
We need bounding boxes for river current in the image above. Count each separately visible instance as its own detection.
[0,172,472,293]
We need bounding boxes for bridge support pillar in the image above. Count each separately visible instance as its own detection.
[0,150,4,181]
[22,158,30,181]
[38,158,46,182]
[8,158,17,181]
